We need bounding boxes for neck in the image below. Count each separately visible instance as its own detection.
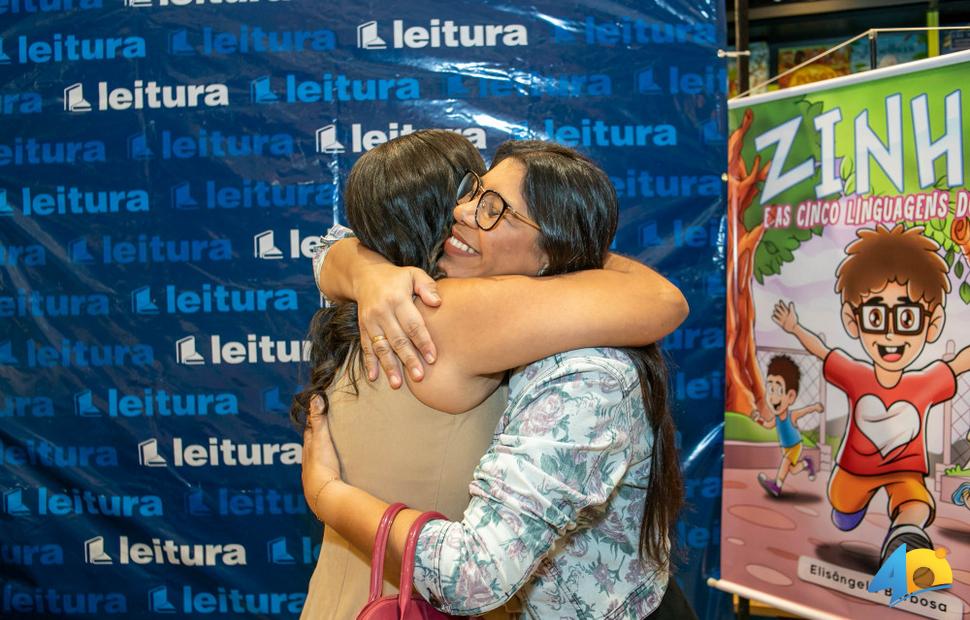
[874,364,903,388]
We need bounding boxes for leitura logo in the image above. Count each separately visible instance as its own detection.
[868,544,953,607]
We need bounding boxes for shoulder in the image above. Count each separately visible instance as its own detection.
[511,347,640,397]
[912,359,958,385]
[824,348,866,372]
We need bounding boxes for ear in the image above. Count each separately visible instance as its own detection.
[785,389,798,406]
[841,302,859,339]
[927,304,945,343]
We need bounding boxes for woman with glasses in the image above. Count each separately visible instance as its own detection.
[297,136,691,618]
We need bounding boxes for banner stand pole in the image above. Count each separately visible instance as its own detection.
[738,595,750,620]
[868,29,878,70]
[707,578,847,620]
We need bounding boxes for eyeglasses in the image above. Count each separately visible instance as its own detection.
[456,170,540,231]
[854,302,930,335]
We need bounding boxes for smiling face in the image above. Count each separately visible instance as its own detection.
[841,280,945,372]
[765,375,797,416]
[438,157,548,278]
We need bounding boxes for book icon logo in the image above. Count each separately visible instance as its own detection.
[68,238,95,264]
[128,132,153,160]
[74,390,100,417]
[170,182,198,210]
[0,189,13,216]
[267,537,295,564]
[138,439,168,467]
[0,37,12,64]
[63,83,92,113]
[148,586,176,613]
[254,230,284,260]
[2,489,30,516]
[249,76,279,104]
[184,487,212,516]
[357,21,387,50]
[168,29,194,55]
[84,536,113,565]
[262,386,288,414]
[315,125,345,154]
[132,286,160,315]
[176,336,204,365]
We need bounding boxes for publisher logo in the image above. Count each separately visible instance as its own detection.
[868,544,953,607]
[175,334,310,365]
[357,19,527,50]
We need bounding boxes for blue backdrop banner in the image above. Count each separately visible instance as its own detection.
[0,1,728,617]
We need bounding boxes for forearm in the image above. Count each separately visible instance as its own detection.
[791,324,828,360]
[790,407,812,422]
[316,481,420,584]
[603,253,690,341]
[318,238,389,303]
[950,346,970,376]
[425,258,688,377]
[316,479,538,609]
[413,507,545,614]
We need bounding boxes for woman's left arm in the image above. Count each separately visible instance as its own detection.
[305,355,640,613]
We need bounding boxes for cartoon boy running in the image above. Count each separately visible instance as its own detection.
[752,355,824,497]
[773,224,970,566]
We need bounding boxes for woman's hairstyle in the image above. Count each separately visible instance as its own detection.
[492,140,683,570]
[492,140,617,274]
[291,130,486,426]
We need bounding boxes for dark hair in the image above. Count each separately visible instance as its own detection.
[767,355,800,394]
[492,140,683,570]
[836,224,949,310]
[291,130,486,426]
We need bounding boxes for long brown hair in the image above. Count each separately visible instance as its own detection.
[291,130,486,425]
[492,140,684,569]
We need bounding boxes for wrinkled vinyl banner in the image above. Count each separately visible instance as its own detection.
[723,52,970,619]
[0,1,728,618]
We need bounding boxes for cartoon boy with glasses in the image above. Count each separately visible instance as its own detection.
[773,224,970,567]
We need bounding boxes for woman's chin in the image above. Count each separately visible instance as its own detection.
[439,254,479,278]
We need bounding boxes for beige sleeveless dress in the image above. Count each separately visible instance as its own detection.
[300,368,514,620]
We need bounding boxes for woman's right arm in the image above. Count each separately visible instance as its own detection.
[411,355,643,614]
[407,256,687,411]
[306,355,642,614]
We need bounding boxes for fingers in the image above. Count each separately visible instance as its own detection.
[409,272,439,363]
[771,301,786,325]
[309,394,325,416]
[413,274,441,308]
[358,323,379,382]
[396,303,436,365]
[360,313,426,389]
[303,395,325,440]
[383,318,425,384]
[367,330,405,389]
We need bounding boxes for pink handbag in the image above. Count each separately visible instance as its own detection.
[357,503,479,619]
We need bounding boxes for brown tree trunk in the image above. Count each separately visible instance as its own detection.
[725,109,770,414]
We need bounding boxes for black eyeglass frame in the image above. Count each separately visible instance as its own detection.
[456,170,541,231]
[853,302,931,335]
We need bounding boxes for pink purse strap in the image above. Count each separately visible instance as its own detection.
[367,502,408,603]
[397,511,447,617]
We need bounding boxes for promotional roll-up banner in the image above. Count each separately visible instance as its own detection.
[722,50,970,619]
[1,1,728,618]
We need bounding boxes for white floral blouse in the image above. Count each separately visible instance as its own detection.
[413,348,668,619]
[311,228,668,618]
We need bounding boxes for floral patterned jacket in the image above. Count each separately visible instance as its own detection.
[413,348,668,619]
